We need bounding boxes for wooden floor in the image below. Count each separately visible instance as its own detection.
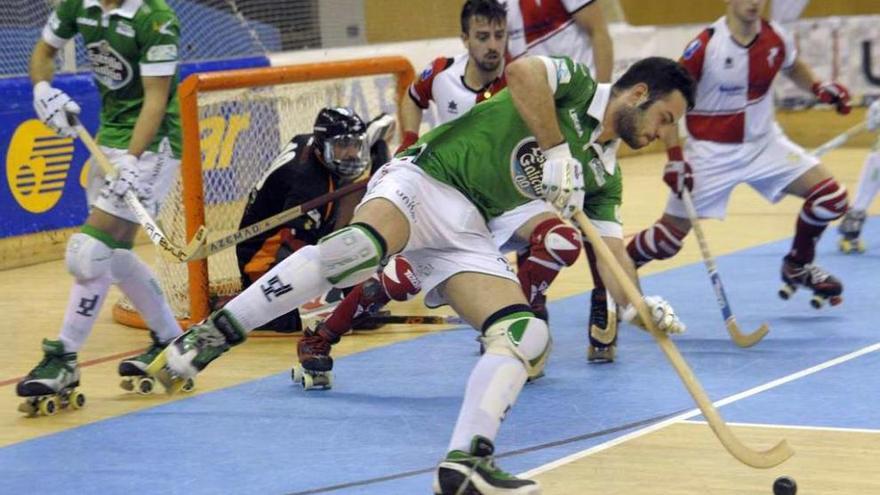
[2,146,878,493]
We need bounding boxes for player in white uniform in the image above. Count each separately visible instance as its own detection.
[628,0,851,308]
[838,99,880,253]
[506,0,619,361]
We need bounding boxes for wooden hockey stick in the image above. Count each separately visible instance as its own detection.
[573,210,793,468]
[182,179,369,261]
[681,189,769,348]
[362,313,466,325]
[72,121,207,263]
[812,122,867,157]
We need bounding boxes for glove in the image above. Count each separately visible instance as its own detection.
[812,81,851,115]
[867,99,880,132]
[365,113,396,148]
[662,146,694,197]
[395,130,419,155]
[107,153,141,199]
[33,81,81,138]
[621,295,686,335]
[541,143,585,219]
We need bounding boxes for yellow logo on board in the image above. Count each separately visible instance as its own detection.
[6,120,74,213]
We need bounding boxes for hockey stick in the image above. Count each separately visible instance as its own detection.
[681,190,769,347]
[361,314,466,325]
[573,210,793,468]
[812,122,867,157]
[72,120,207,263]
[183,179,369,261]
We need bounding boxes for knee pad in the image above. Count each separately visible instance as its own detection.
[379,255,421,301]
[65,232,113,281]
[318,223,386,288]
[483,312,551,378]
[529,218,581,268]
[801,178,848,225]
[109,248,139,281]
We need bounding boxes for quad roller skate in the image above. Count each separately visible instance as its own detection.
[17,339,86,417]
[779,257,843,308]
[119,332,194,395]
[433,435,540,495]
[292,322,339,390]
[587,288,618,363]
[838,210,866,254]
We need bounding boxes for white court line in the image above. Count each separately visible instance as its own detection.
[683,420,880,435]
[520,341,880,478]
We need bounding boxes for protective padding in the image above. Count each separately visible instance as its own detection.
[109,247,140,282]
[65,233,112,281]
[483,316,551,378]
[800,178,848,226]
[318,225,383,288]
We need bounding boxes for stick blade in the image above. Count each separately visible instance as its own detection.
[727,319,770,348]
[729,437,795,469]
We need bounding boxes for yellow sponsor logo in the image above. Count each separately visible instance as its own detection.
[6,120,74,213]
[200,113,251,170]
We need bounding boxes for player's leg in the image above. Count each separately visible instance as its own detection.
[625,212,691,267]
[839,149,880,253]
[582,243,619,362]
[435,272,545,495]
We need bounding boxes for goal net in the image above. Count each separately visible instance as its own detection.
[113,56,414,328]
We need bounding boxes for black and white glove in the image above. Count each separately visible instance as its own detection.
[107,153,141,199]
[365,113,396,148]
[621,295,686,335]
[33,81,81,138]
[867,100,880,132]
[541,143,585,219]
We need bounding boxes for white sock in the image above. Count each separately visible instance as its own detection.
[58,274,113,352]
[112,249,181,343]
[447,353,528,453]
[852,151,880,211]
[225,245,332,332]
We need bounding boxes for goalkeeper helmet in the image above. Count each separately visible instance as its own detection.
[313,107,368,179]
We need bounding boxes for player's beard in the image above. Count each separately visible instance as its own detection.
[614,105,648,149]
[475,52,501,72]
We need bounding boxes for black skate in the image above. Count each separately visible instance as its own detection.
[119,332,195,395]
[587,288,618,363]
[17,339,86,417]
[838,209,866,254]
[291,323,339,390]
[433,436,540,495]
[779,257,843,308]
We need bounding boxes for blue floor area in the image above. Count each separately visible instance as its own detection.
[2,220,878,494]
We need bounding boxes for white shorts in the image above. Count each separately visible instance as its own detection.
[489,199,556,253]
[357,159,517,308]
[87,139,179,223]
[666,124,819,219]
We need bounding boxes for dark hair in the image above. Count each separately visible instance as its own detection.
[460,0,507,34]
[612,57,696,110]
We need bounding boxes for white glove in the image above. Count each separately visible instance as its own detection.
[107,153,141,199]
[33,81,81,138]
[621,295,686,335]
[867,99,880,132]
[365,113,396,148]
[541,143,585,219]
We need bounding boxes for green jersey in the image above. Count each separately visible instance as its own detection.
[406,56,622,228]
[44,0,181,156]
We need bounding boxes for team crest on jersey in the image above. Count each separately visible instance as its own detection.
[587,156,606,187]
[683,39,702,60]
[419,65,434,81]
[510,138,545,199]
[86,40,133,90]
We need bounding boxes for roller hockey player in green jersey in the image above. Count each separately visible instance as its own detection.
[18,0,188,415]
[148,54,694,494]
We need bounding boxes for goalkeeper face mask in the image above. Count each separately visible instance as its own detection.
[323,134,368,179]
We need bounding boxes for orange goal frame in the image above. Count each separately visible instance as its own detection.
[113,56,415,329]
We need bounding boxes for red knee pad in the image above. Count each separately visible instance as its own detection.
[379,255,422,301]
[800,178,848,226]
[529,218,581,268]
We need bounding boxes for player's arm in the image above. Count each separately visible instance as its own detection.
[397,94,423,153]
[571,0,614,82]
[29,40,58,84]
[127,76,172,157]
[506,57,565,148]
[31,1,81,137]
[785,57,819,94]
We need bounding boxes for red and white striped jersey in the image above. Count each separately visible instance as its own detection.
[408,54,507,125]
[505,0,597,76]
[681,16,797,144]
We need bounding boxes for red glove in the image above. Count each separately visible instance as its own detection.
[812,81,851,115]
[395,131,419,155]
[663,146,694,197]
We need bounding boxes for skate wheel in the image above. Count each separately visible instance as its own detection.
[810,296,824,309]
[838,239,851,253]
[18,400,37,416]
[135,376,155,395]
[302,373,315,390]
[291,366,304,385]
[120,378,135,392]
[39,396,59,416]
[778,284,795,300]
[69,390,86,410]
[180,378,196,393]
[830,295,843,306]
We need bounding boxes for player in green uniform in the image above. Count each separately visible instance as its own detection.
[148,55,694,494]
[18,0,186,413]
